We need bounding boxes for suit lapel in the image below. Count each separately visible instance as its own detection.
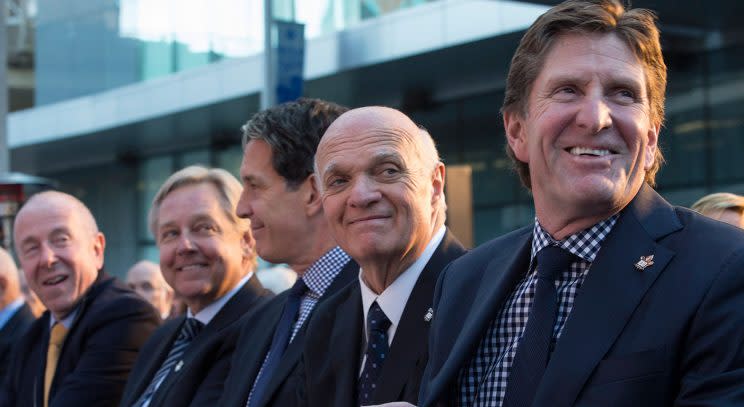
[534,185,682,407]
[326,285,364,405]
[428,228,532,399]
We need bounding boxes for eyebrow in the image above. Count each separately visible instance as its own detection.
[323,151,404,177]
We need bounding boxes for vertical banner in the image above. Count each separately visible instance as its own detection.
[274,20,305,104]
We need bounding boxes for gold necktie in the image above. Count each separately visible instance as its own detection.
[44,323,68,407]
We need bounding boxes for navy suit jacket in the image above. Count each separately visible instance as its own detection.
[419,184,744,406]
[0,272,161,407]
[299,230,466,406]
[217,259,358,407]
[119,275,273,407]
[0,302,35,384]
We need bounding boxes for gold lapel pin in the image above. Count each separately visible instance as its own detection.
[634,255,655,271]
[424,308,434,322]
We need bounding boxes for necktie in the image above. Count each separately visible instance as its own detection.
[358,301,391,406]
[44,322,69,407]
[503,245,575,407]
[248,278,308,407]
[133,318,204,407]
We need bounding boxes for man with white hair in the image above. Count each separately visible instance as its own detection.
[126,260,174,319]
[0,247,35,384]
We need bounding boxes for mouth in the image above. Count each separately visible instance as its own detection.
[567,146,617,157]
[43,275,68,286]
[349,215,389,225]
[177,263,209,272]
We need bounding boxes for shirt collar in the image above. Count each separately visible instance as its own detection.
[531,214,619,264]
[359,226,446,331]
[302,246,351,297]
[50,306,79,329]
[0,298,26,330]
[187,272,253,325]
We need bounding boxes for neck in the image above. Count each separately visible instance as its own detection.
[288,222,338,276]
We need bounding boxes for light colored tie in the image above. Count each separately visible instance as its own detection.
[45,322,69,407]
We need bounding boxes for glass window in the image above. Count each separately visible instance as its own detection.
[138,155,174,241]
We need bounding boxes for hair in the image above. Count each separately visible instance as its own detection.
[691,192,744,217]
[502,0,667,188]
[241,97,349,189]
[417,126,448,218]
[148,165,257,269]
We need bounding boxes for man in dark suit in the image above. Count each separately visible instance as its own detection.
[1,191,160,407]
[0,247,36,384]
[419,1,744,406]
[120,166,273,407]
[218,98,358,407]
[301,106,466,406]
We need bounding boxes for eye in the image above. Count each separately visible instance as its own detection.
[326,177,347,188]
[52,235,70,247]
[22,243,40,256]
[195,223,217,233]
[159,229,178,241]
[552,86,578,101]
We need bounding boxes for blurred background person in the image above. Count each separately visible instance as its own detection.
[255,264,297,295]
[691,192,744,228]
[126,260,174,319]
[0,247,36,385]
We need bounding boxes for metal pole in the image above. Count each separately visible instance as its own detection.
[1,0,10,173]
[261,0,276,109]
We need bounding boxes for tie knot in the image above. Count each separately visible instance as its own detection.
[288,278,308,299]
[49,323,68,347]
[367,301,391,333]
[180,318,204,340]
[536,245,576,281]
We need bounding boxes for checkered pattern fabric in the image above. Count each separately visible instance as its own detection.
[247,247,351,406]
[457,215,618,406]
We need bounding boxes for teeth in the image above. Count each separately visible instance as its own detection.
[570,147,611,157]
[45,275,65,285]
[180,264,207,271]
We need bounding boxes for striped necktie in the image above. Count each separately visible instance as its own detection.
[44,322,69,407]
[133,318,204,407]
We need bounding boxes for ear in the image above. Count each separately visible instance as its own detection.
[644,122,661,171]
[241,229,255,258]
[504,110,529,163]
[304,174,323,217]
[93,232,106,270]
[0,275,7,293]
[430,162,445,207]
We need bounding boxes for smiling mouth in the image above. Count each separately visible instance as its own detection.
[349,215,389,225]
[43,275,68,286]
[568,146,616,157]
[178,264,208,272]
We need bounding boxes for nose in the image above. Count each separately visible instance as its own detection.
[347,176,382,208]
[39,243,57,268]
[236,191,253,219]
[176,233,196,255]
[575,93,612,133]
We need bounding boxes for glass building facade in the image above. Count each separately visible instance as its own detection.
[10,0,744,276]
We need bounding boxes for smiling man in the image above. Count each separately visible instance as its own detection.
[418,1,744,406]
[298,106,466,406]
[120,166,273,407]
[1,191,160,407]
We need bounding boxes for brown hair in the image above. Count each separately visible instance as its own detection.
[502,0,667,188]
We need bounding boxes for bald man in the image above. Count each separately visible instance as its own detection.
[126,260,174,319]
[298,106,466,406]
[0,191,160,407]
[0,248,35,384]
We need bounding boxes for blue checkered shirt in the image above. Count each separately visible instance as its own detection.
[457,215,618,406]
[247,246,351,405]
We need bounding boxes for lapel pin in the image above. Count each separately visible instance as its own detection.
[424,307,434,322]
[634,255,655,271]
[174,360,184,372]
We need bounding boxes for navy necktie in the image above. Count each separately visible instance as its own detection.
[248,278,307,407]
[133,317,203,407]
[358,301,391,406]
[503,245,575,407]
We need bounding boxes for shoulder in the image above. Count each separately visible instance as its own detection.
[441,225,531,281]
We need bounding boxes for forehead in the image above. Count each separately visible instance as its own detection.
[158,183,227,224]
[241,139,276,174]
[318,125,418,171]
[16,199,84,238]
[127,266,156,282]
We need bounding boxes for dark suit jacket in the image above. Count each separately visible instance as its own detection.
[420,184,744,407]
[0,272,161,407]
[119,275,273,407]
[218,258,358,407]
[0,302,35,383]
[300,230,466,406]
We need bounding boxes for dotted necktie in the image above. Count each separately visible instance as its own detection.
[44,322,69,407]
[133,317,204,407]
[503,245,576,407]
[358,301,391,406]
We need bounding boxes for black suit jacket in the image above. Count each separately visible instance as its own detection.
[0,302,35,383]
[420,184,744,406]
[218,258,358,407]
[300,230,466,406]
[119,275,273,407]
[0,272,161,407]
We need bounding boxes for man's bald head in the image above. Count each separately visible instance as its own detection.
[126,260,173,318]
[0,247,22,307]
[13,191,105,320]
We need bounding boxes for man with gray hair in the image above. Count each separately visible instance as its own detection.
[120,166,273,407]
[0,247,35,384]
[126,260,174,319]
[298,106,466,406]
